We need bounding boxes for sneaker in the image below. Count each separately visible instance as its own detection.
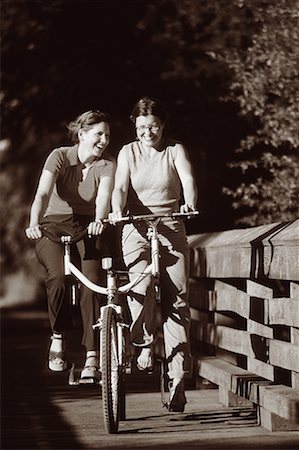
[167,379,187,413]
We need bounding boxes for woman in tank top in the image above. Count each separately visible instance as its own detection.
[110,97,198,412]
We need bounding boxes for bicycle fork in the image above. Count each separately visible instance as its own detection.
[92,261,127,372]
[147,223,161,302]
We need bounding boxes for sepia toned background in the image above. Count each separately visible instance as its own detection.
[1,0,298,306]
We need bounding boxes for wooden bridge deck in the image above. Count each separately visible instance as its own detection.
[1,307,299,450]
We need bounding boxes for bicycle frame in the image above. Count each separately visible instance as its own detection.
[61,221,161,297]
[61,217,162,313]
[58,210,199,432]
[49,210,199,297]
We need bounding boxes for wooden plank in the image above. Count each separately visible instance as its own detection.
[217,325,263,359]
[247,357,274,382]
[290,282,299,299]
[269,298,299,327]
[259,384,299,424]
[267,221,299,280]
[247,379,273,404]
[268,246,299,281]
[215,349,240,367]
[269,339,299,372]
[246,281,271,325]
[188,222,281,249]
[190,321,208,342]
[208,290,217,311]
[197,323,268,360]
[218,387,253,408]
[247,319,273,339]
[197,356,270,404]
[214,312,242,328]
[190,307,210,323]
[197,357,250,391]
[291,327,299,345]
[188,220,299,280]
[214,280,250,318]
[205,246,252,279]
[231,373,268,399]
[189,278,212,311]
[246,280,273,299]
[199,358,271,405]
[197,357,299,431]
[259,407,299,431]
[292,371,299,390]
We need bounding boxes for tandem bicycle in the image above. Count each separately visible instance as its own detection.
[44,210,199,433]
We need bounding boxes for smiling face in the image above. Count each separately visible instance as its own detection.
[79,122,110,158]
[135,115,164,149]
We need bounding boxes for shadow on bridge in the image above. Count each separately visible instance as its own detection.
[1,306,88,450]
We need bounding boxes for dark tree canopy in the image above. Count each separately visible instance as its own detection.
[136,0,299,225]
[1,0,298,302]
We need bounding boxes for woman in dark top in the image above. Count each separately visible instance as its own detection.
[25,110,115,381]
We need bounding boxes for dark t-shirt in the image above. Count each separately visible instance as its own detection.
[43,145,115,217]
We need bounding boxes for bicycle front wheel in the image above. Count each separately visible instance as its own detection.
[101,306,123,434]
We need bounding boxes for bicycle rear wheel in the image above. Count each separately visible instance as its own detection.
[101,306,123,433]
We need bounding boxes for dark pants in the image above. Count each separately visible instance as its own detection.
[35,235,105,351]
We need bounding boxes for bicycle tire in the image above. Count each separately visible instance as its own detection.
[119,322,130,422]
[119,359,126,421]
[101,306,123,433]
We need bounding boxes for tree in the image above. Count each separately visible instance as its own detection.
[137,0,299,226]
[0,0,147,302]
[136,0,254,229]
[221,0,299,225]
[2,0,298,305]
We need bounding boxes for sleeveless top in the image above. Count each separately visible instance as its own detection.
[123,139,181,214]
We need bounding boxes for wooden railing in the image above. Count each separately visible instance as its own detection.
[188,219,299,431]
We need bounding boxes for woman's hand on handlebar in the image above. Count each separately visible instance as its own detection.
[180,203,196,214]
[87,220,106,236]
[108,210,123,225]
[25,224,42,240]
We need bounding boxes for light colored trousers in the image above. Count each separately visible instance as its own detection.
[122,220,191,379]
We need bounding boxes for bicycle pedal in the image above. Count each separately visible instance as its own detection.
[68,363,80,385]
[69,379,80,386]
[92,319,102,330]
[79,377,97,385]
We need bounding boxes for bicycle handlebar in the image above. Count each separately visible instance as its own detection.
[108,210,200,224]
[40,211,199,242]
[41,226,88,244]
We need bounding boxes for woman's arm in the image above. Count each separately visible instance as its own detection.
[95,175,115,220]
[87,172,115,235]
[174,143,198,212]
[111,148,130,218]
[25,170,56,239]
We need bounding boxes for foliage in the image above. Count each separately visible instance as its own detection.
[1,0,298,305]
[136,0,255,228]
[223,152,299,224]
[1,0,145,291]
[138,0,299,225]
[220,0,299,224]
